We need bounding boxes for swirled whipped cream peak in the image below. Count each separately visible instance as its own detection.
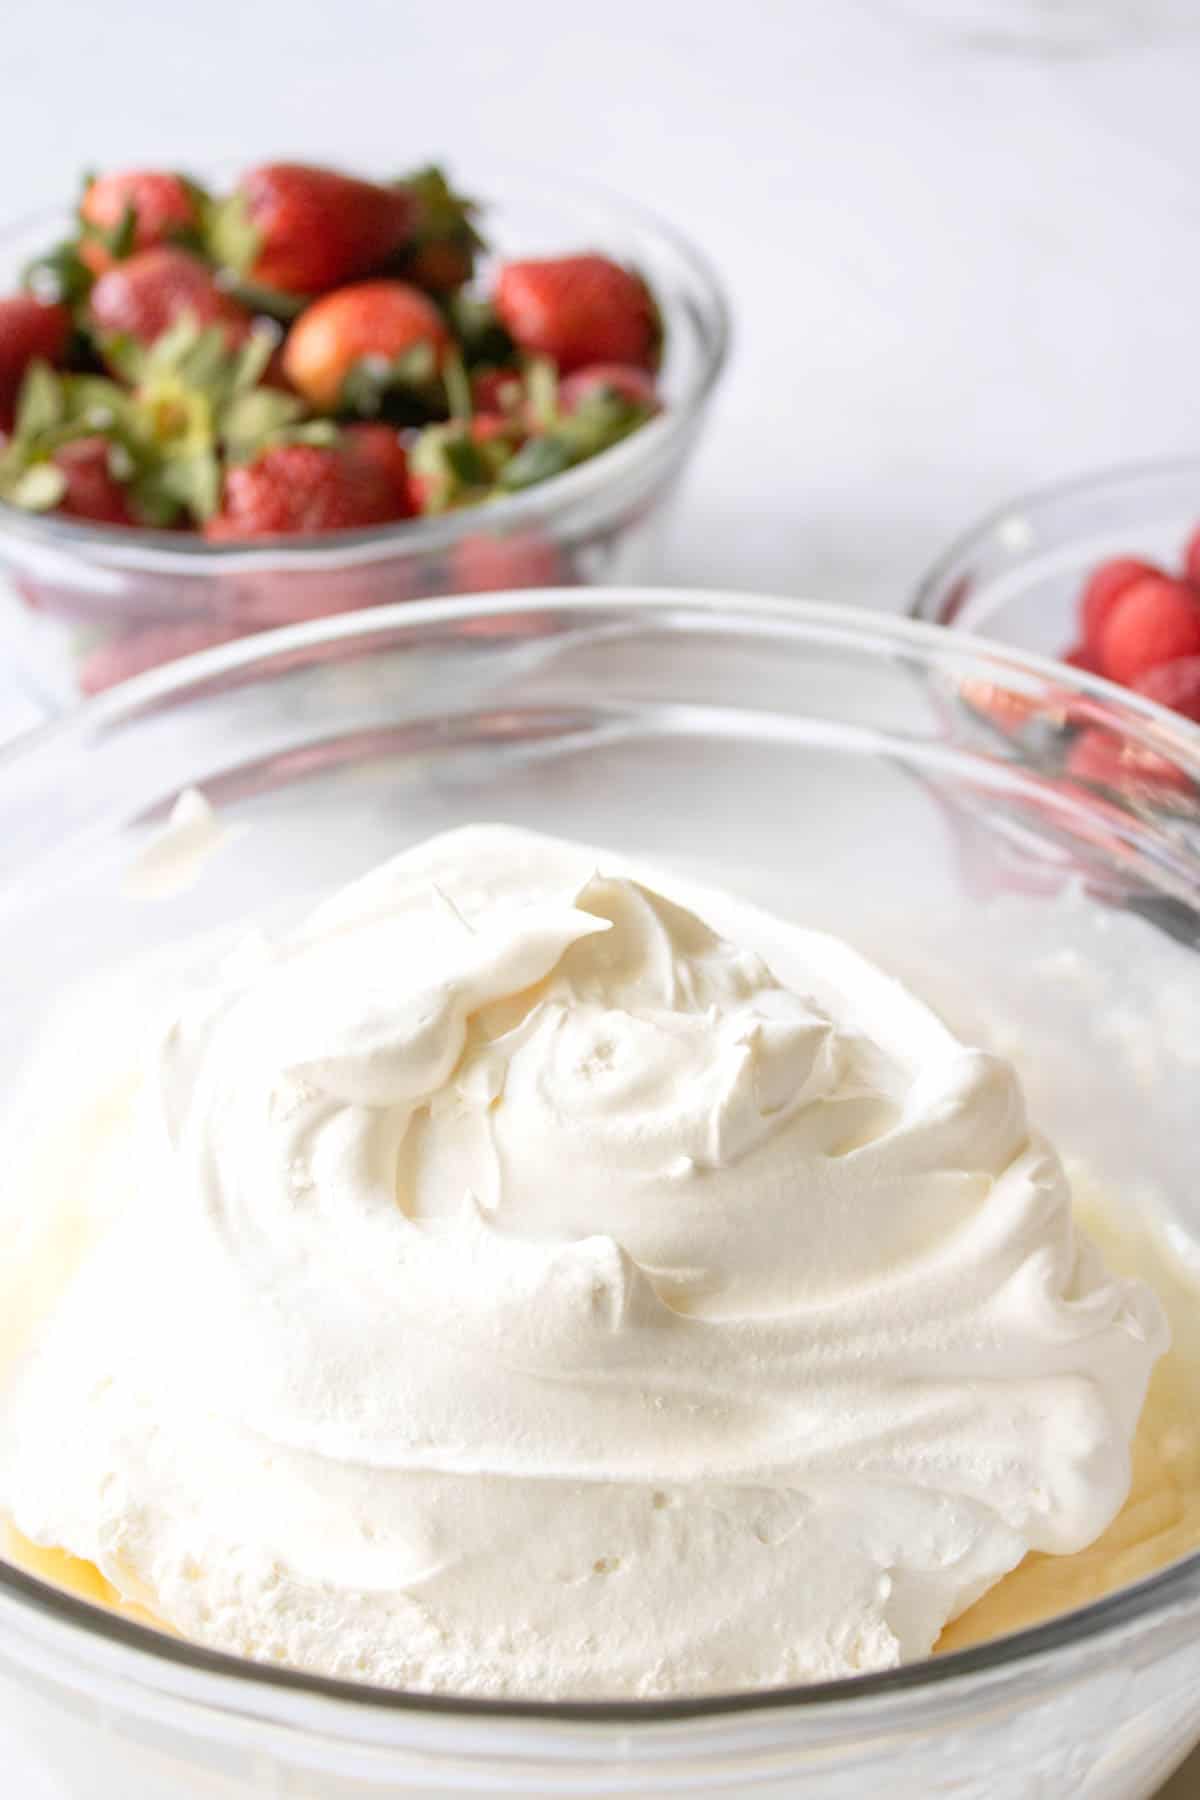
[0,824,1168,1696]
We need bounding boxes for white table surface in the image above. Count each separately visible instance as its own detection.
[3,2,1200,1792]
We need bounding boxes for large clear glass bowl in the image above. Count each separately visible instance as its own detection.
[0,169,728,711]
[2,590,1200,1800]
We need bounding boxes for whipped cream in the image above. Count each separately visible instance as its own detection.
[0,825,1168,1696]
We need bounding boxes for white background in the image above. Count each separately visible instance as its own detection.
[2,3,1199,1790]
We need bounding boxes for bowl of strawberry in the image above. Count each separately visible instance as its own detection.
[0,158,727,704]
[911,461,1200,816]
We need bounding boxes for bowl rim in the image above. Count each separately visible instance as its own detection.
[2,586,1200,1729]
[0,167,731,566]
[908,452,1200,626]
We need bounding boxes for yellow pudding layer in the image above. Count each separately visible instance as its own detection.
[941,1184,1200,1654]
[5,1179,1199,1671]
[2,1527,166,1634]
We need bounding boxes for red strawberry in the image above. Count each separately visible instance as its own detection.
[0,294,72,428]
[1078,557,1162,654]
[89,247,252,352]
[229,163,418,297]
[470,367,523,415]
[469,412,521,446]
[1063,642,1103,675]
[1132,655,1200,723]
[1099,575,1200,686]
[281,280,449,411]
[51,437,135,525]
[1178,522,1200,587]
[204,438,411,541]
[493,256,659,374]
[340,423,417,514]
[558,362,659,414]
[1065,727,1192,797]
[79,170,201,274]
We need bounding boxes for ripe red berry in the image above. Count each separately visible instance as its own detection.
[204,438,411,541]
[470,367,523,415]
[231,163,418,297]
[493,255,659,374]
[1078,557,1162,654]
[0,293,72,429]
[339,423,417,514]
[1062,642,1102,675]
[1183,526,1200,587]
[79,170,201,274]
[52,437,135,525]
[1098,575,1200,687]
[89,247,251,352]
[1132,654,1200,723]
[281,280,449,411]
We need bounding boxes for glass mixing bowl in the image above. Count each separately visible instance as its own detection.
[2,590,1200,1800]
[0,168,729,711]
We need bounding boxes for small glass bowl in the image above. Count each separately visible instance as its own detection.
[910,457,1200,656]
[910,461,1200,818]
[1,590,1200,1799]
[0,169,729,710]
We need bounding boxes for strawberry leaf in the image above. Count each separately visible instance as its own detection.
[207,191,261,277]
[444,292,512,366]
[523,358,559,432]
[14,362,65,441]
[219,275,306,322]
[21,237,95,306]
[338,344,442,422]
[2,462,69,512]
[442,349,472,422]
[399,165,485,252]
[221,387,308,462]
[498,433,574,491]
[157,447,221,521]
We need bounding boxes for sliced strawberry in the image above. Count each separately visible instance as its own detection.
[224,163,418,297]
[1078,557,1162,653]
[51,437,135,524]
[493,255,659,374]
[1099,575,1200,686]
[89,247,252,353]
[204,438,411,541]
[1132,655,1200,723]
[79,170,202,274]
[281,280,450,412]
[0,294,72,428]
